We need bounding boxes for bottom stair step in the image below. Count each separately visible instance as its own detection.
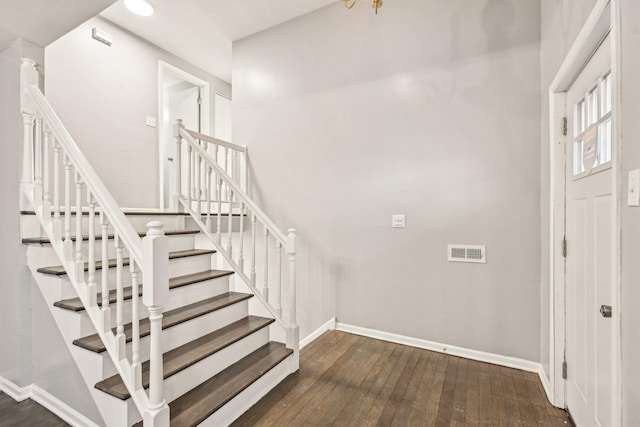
[95,315,275,400]
[133,342,293,427]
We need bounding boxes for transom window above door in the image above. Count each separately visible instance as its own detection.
[573,71,612,177]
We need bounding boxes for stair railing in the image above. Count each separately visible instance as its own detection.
[20,59,170,426]
[175,121,300,365]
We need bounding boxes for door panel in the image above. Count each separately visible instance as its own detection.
[565,33,615,427]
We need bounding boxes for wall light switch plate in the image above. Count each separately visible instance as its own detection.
[628,169,640,206]
[392,214,406,228]
[146,116,157,128]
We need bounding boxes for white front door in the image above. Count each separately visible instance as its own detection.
[565,33,616,427]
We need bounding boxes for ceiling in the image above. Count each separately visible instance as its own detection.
[0,0,115,51]
[100,0,338,83]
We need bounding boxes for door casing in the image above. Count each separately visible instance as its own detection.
[548,0,621,422]
[158,61,211,211]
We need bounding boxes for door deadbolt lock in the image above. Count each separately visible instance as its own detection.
[600,305,613,318]
[167,157,174,162]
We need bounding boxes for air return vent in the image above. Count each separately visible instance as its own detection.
[447,245,486,263]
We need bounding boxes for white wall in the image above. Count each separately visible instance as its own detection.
[233,0,542,360]
[45,17,231,208]
[0,39,33,389]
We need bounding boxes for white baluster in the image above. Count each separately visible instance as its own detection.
[286,228,299,369]
[238,202,245,271]
[251,213,257,286]
[42,126,51,217]
[263,227,269,302]
[20,113,34,192]
[186,144,192,209]
[34,118,42,202]
[52,141,62,239]
[227,187,233,253]
[276,241,282,317]
[286,229,297,326]
[206,167,212,231]
[142,221,170,426]
[216,177,223,243]
[75,172,84,280]
[63,155,73,260]
[86,191,97,307]
[114,234,126,360]
[196,150,202,216]
[131,260,142,390]
[100,212,111,333]
[224,146,229,178]
[243,147,249,195]
[190,143,196,206]
[232,150,238,188]
[173,119,183,210]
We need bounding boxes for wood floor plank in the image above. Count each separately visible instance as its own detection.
[335,340,398,426]
[233,331,570,427]
[376,345,421,426]
[0,392,68,427]
[361,344,412,426]
[434,355,458,426]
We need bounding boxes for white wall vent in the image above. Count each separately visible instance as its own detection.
[447,245,486,263]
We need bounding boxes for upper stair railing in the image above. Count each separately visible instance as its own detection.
[175,122,300,362]
[20,59,170,426]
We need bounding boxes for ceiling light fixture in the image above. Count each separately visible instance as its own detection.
[124,0,154,16]
[344,0,383,14]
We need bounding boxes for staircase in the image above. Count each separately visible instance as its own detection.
[18,58,299,426]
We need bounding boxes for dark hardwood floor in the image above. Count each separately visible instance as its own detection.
[233,330,570,426]
[0,392,68,426]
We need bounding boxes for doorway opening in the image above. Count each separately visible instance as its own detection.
[158,61,210,210]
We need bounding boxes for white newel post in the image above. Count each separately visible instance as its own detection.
[20,58,39,210]
[142,221,170,427]
[173,119,183,212]
[286,229,300,371]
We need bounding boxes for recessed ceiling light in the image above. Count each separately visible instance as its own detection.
[124,0,154,16]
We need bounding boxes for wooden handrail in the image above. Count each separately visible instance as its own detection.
[27,84,143,264]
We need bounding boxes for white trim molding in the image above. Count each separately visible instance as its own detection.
[0,376,99,427]
[0,376,31,402]
[300,317,336,349]
[335,323,541,373]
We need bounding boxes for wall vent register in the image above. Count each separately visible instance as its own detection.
[447,245,486,263]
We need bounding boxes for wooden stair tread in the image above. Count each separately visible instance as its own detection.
[53,270,234,312]
[133,342,293,427]
[36,249,216,276]
[72,292,252,353]
[20,210,244,217]
[22,230,199,245]
[95,316,275,400]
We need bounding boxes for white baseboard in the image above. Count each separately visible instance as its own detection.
[335,322,542,373]
[0,376,98,427]
[0,376,31,402]
[537,366,555,406]
[300,317,336,349]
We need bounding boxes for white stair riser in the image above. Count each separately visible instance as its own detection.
[93,390,139,427]
[163,327,270,403]
[56,253,215,299]
[74,276,232,330]
[200,355,294,427]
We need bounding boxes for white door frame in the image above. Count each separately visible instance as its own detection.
[158,61,211,210]
[548,0,621,421]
